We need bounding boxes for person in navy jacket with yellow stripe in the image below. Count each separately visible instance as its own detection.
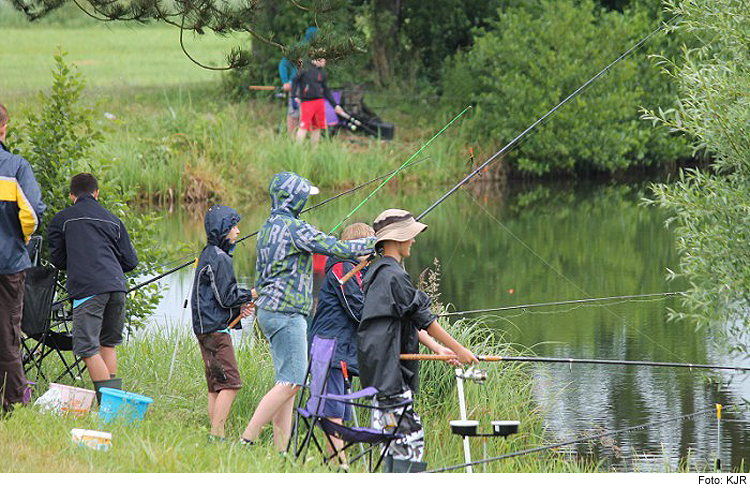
[0,103,46,412]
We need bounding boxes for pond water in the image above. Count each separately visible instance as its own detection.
[143,176,750,471]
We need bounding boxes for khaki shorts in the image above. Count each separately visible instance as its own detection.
[197,332,243,393]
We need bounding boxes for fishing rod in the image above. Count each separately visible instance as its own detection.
[401,354,750,372]
[416,15,677,222]
[48,157,433,309]
[438,292,685,317]
[329,105,472,235]
[425,406,715,473]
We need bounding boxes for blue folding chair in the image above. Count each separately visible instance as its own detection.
[291,336,411,472]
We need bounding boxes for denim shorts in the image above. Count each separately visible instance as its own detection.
[257,308,308,386]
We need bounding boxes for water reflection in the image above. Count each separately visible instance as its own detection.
[142,178,749,471]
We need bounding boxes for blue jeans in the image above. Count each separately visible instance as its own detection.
[257,308,308,385]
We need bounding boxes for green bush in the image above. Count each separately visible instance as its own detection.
[9,51,166,326]
[442,0,690,175]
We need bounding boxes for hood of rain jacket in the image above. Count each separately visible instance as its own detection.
[191,205,251,335]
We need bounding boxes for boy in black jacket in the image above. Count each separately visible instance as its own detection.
[191,205,253,440]
[48,173,138,401]
[358,209,478,472]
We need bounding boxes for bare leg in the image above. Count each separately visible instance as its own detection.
[310,129,321,146]
[100,346,117,376]
[242,383,300,450]
[324,418,347,466]
[83,354,110,382]
[296,128,307,143]
[271,392,298,451]
[287,115,298,137]
[208,391,218,424]
[210,388,238,438]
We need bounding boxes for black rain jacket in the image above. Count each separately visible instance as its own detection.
[48,194,138,299]
[357,256,436,397]
[191,205,252,335]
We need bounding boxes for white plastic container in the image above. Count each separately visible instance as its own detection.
[71,428,112,451]
[50,383,96,415]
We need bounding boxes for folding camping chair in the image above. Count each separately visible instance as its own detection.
[20,237,85,383]
[291,336,412,472]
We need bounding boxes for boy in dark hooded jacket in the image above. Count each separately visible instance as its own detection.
[191,205,253,440]
[241,171,374,451]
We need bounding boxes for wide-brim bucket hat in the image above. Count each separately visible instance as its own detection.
[373,209,427,244]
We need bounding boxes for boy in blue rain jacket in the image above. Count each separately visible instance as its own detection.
[191,205,253,440]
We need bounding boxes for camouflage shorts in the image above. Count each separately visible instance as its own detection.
[371,389,424,462]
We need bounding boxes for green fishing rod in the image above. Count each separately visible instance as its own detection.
[329,105,472,235]
[122,103,471,297]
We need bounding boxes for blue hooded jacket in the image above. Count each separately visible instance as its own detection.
[255,172,374,316]
[191,205,252,335]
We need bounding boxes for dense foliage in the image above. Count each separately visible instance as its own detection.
[9,52,166,327]
[646,0,750,355]
[442,0,690,175]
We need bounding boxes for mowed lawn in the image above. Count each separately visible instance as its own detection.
[2,24,244,94]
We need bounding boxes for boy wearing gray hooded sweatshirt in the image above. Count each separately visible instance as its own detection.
[241,172,374,450]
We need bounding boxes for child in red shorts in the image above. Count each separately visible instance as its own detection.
[292,58,346,145]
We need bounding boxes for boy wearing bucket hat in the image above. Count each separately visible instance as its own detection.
[191,205,254,440]
[357,209,478,473]
[241,172,375,450]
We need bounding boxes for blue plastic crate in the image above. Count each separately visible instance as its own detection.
[99,387,153,424]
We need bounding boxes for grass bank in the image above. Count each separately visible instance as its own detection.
[1,319,593,473]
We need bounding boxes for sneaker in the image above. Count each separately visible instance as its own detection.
[207,434,226,443]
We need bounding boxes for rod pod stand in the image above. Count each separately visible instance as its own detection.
[455,368,473,473]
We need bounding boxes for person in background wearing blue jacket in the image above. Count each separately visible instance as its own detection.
[241,171,374,451]
[0,103,46,413]
[191,205,254,440]
[48,173,138,402]
[279,56,299,137]
[308,222,374,467]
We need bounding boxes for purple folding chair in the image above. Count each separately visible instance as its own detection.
[290,336,412,472]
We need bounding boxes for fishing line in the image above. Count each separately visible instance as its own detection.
[425,406,714,473]
[439,292,685,317]
[463,190,692,364]
[416,15,678,222]
[329,105,473,234]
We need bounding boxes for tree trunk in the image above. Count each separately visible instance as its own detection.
[372,0,401,87]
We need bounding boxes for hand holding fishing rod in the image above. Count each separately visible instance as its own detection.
[228,288,258,329]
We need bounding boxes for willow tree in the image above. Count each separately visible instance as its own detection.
[645,0,750,356]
